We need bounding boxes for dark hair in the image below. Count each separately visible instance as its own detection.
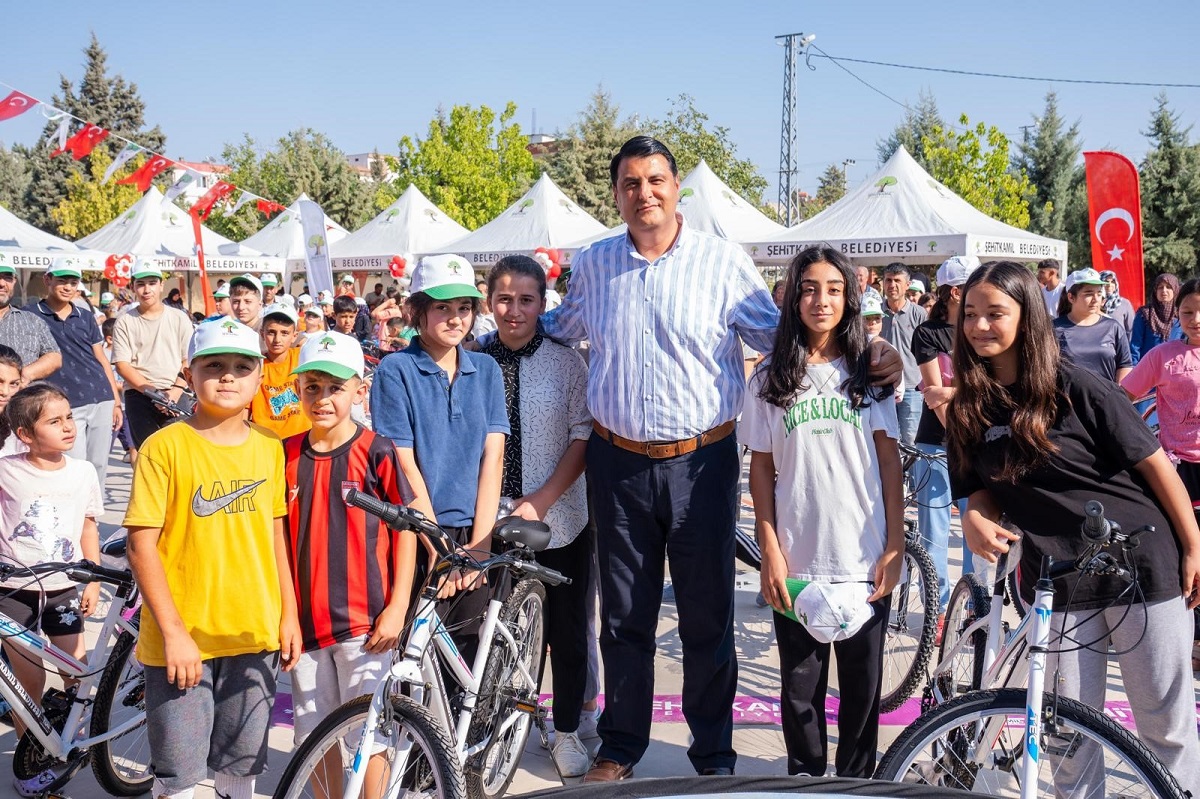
[947,261,1060,483]
[883,262,910,279]
[8,383,70,444]
[757,246,880,410]
[1176,278,1200,309]
[1037,259,1060,273]
[332,295,357,315]
[405,292,480,332]
[263,310,297,328]
[191,311,205,323]
[609,136,678,187]
[101,317,116,339]
[167,288,181,299]
[487,255,547,300]
[918,292,935,308]
[0,345,22,447]
[930,283,956,323]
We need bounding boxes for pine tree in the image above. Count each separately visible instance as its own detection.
[22,34,165,233]
[877,91,944,168]
[1140,93,1200,276]
[1015,92,1083,240]
[546,88,637,227]
[0,143,30,213]
[815,163,847,207]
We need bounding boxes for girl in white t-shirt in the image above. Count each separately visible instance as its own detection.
[0,383,103,792]
[0,344,25,457]
[740,246,904,778]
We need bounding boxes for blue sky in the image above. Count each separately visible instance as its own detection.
[2,1,1197,200]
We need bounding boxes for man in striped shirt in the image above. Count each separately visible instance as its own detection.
[546,136,901,782]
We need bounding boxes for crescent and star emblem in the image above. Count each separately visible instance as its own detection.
[9,97,28,108]
[1094,207,1135,262]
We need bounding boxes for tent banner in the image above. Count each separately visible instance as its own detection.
[970,236,1066,262]
[1084,151,1145,309]
[748,237,939,264]
[298,199,334,297]
[330,254,391,271]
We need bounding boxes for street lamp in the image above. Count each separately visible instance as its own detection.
[842,158,856,180]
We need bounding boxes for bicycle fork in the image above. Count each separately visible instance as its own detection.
[1019,566,1055,796]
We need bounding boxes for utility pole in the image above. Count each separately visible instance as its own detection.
[842,158,856,182]
[776,32,815,227]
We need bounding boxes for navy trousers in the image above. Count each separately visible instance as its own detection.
[587,432,739,772]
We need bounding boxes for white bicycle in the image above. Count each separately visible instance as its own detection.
[272,490,569,799]
[0,541,150,797]
[875,501,1185,797]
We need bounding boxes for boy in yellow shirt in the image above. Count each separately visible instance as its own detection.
[249,303,310,439]
[125,318,301,799]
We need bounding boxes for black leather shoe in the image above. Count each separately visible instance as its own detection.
[699,767,734,776]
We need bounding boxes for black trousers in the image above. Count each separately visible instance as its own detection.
[773,595,891,778]
[535,526,593,734]
[587,432,739,772]
[124,388,173,448]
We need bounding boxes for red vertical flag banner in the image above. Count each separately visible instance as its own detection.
[1084,151,1145,309]
[190,209,215,315]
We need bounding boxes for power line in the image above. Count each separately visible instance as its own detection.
[808,52,1200,89]
[809,46,909,110]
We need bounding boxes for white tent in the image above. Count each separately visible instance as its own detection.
[78,187,281,273]
[436,173,607,269]
[0,203,93,272]
[568,159,787,251]
[221,193,348,264]
[330,185,469,271]
[746,146,1067,267]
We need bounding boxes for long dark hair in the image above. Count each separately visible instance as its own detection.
[929,283,956,323]
[757,246,879,409]
[0,345,22,448]
[947,261,1061,482]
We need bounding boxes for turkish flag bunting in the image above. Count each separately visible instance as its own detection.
[256,199,286,218]
[190,180,235,221]
[52,124,109,160]
[1084,151,1145,308]
[0,91,36,122]
[117,154,174,192]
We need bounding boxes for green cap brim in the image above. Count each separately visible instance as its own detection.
[48,270,82,278]
[292,361,359,380]
[420,283,484,301]
[190,346,263,362]
[131,271,161,281]
[1074,279,1106,286]
[0,267,14,275]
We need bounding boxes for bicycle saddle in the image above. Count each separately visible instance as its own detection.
[100,535,128,559]
[494,517,552,552]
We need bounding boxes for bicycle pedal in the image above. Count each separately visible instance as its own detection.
[513,697,543,716]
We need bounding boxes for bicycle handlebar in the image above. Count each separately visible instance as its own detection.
[0,559,133,588]
[1082,500,1112,545]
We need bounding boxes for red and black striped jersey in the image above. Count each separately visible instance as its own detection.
[284,425,415,652]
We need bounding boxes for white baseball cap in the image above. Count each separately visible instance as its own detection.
[790,581,875,644]
[410,254,483,301]
[48,256,83,279]
[297,293,313,306]
[860,294,884,317]
[278,294,296,308]
[908,279,926,293]
[188,318,263,363]
[131,259,162,281]
[229,273,263,296]
[318,290,334,307]
[213,283,230,299]
[936,255,981,287]
[262,302,299,325]
[339,273,355,284]
[260,272,279,287]
[292,330,365,380]
[1064,267,1106,291]
[100,291,115,305]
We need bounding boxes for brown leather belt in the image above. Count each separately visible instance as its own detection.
[592,419,736,459]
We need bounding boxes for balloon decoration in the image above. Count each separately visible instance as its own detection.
[103,253,134,288]
[389,253,412,279]
[533,247,563,281]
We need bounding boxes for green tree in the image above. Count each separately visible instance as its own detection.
[922,114,1033,228]
[1139,93,1200,276]
[21,34,165,233]
[393,102,537,230]
[206,129,374,240]
[815,163,847,207]
[877,91,944,168]
[1014,92,1083,240]
[647,94,769,206]
[546,88,638,227]
[0,144,30,213]
[50,149,147,238]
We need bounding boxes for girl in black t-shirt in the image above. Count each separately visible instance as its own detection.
[946,260,1200,795]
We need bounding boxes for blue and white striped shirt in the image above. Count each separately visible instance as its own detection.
[544,219,779,442]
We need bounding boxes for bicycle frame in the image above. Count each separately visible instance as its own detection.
[0,580,141,760]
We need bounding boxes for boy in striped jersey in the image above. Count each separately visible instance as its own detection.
[282,331,417,789]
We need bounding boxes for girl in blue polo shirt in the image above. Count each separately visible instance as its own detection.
[370,254,509,666]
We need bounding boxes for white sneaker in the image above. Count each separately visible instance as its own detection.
[14,769,57,797]
[576,706,600,739]
[552,731,591,778]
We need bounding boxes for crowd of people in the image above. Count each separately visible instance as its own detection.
[0,134,1196,798]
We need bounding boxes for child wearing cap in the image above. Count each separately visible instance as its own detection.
[211,283,231,319]
[282,331,417,777]
[260,273,279,305]
[370,254,509,666]
[1053,267,1132,383]
[124,319,300,799]
[228,273,264,330]
[249,304,309,440]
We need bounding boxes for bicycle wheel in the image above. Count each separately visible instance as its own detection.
[90,616,152,796]
[1005,560,1028,620]
[465,578,546,799]
[875,688,1185,798]
[935,573,990,702]
[272,693,462,799]
[880,535,939,712]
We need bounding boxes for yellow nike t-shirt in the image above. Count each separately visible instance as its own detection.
[124,422,287,666]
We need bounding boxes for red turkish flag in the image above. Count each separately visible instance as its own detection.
[0,91,36,122]
[52,124,109,160]
[117,154,174,192]
[190,181,235,221]
[1084,151,1145,309]
[256,199,286,218]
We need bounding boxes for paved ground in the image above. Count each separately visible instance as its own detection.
[1,445,1150,798]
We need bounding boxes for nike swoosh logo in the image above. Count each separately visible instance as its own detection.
[191,480,266,517]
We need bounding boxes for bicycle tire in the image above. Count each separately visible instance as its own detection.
[875,688,1185,798]
[272,693,463,799]
[89,617,152,796]
[880,536,939,713]
[1005,560,1028,620]
[935,573,990,702]
[465,577,546,799]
